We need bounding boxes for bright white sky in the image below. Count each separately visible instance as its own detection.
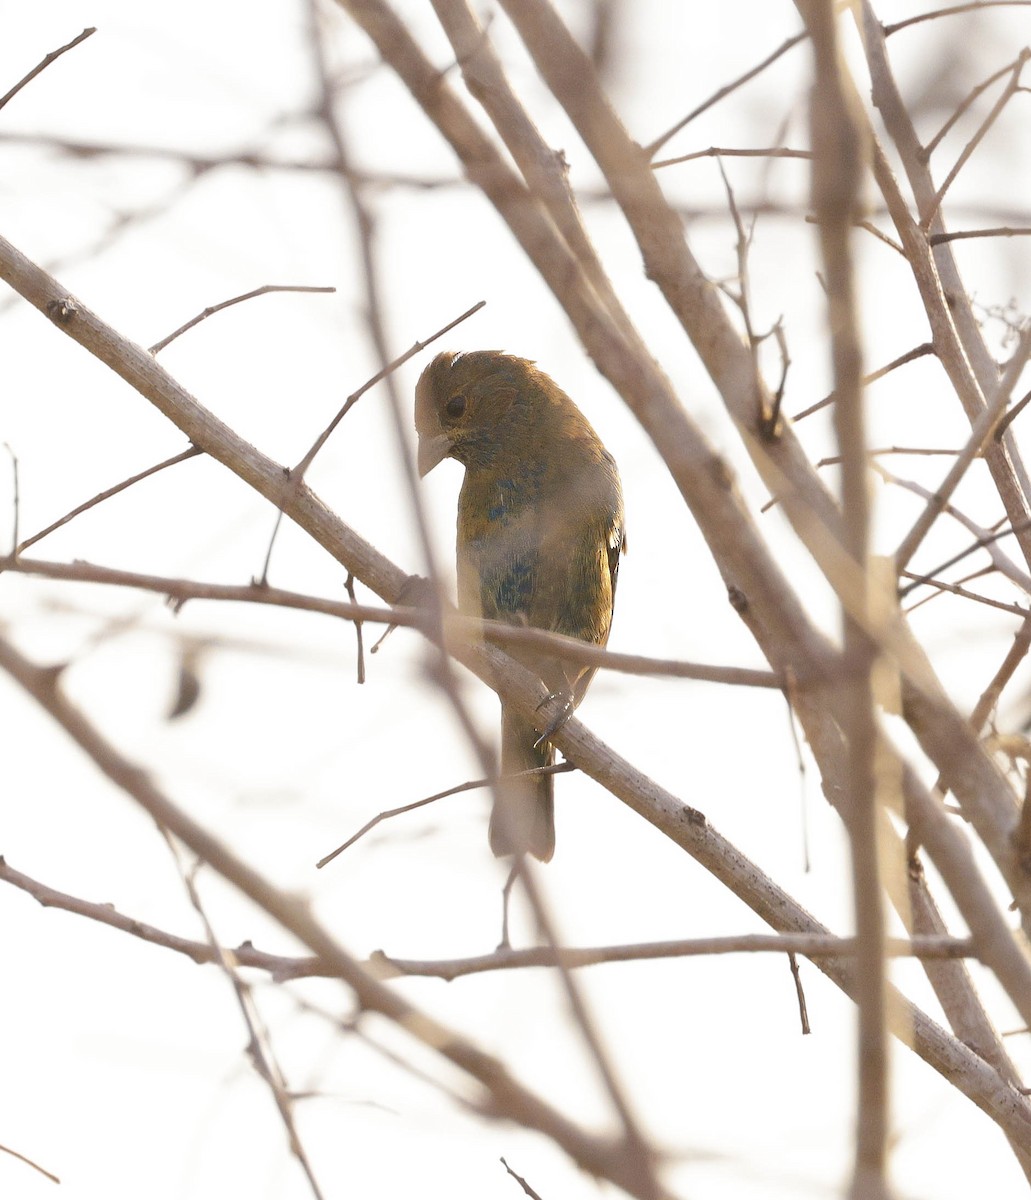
[4,2,1031,1198]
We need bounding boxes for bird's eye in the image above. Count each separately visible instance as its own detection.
[444,394,466,420]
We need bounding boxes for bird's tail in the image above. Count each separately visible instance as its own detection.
[490,709,555,861]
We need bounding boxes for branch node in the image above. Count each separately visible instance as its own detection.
[45,296,78,325]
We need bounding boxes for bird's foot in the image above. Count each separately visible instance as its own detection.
[533,689,575,748]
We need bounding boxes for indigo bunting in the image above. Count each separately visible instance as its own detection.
[415,350,625,861]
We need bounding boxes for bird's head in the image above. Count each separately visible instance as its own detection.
[414,350,529,475]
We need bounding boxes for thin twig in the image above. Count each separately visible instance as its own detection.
[921,49,1031,231]
[643,29,809,157]
[162,836,327,1200]
[0,859,984,981]
[788,952,812,1035]
[878,466,1031,594]
[817,446,960,467]
[924,58,1021,159]
[0,552,786,687]
[652,146,810,169]
[4,443,19,554]
[500,1157,544,1200]
[900,571,1029,618]
[899,522,1031,593]
[148,285,336,355]
[343,572,366,683]
[792,343,935,421]
[0,1140,60,1186]
[0,26,95,112]
[884,1,1031,37]
[315,763,575,868]
[994,387,1031,443]
[930,226,1031,245]
[290,298,486,479]
[970,615,1031,735]
[257,297,485,584]
[903,564,995,616]
[895,322,1031,572]
[15,445,202,554]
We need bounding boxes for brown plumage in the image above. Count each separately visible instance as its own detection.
[415,350,625,860]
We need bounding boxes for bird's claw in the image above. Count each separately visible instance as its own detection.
[533,690,575,748]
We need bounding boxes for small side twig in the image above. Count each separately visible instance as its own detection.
[343,572,366,683]
[930,226,1031,245]
[316,763,575,868]
[788,952,812,1035]
[258,298,485,584]
[643,28,809,157]
[4,442,19,554]
[924,56,1026,159]
[162,835,327,1200]
[900,570,1027,618]
[652,145,810,169]
[0,1140,60,1186]
[148,284,336,355]
[15,445,203,554]
[792,343,935,422]
[895,322,1031,573]
[920,49,1030,230]
[0,25,95,113]
[290,298,486,479]
[500,1157,544,1200]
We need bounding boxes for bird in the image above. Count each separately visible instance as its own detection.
[414,349,625,861]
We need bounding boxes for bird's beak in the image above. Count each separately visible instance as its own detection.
[417,432,453,478]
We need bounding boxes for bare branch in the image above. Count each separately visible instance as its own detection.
[148,284,336,355]
[14,445,203,555]
[644,28,810,157]
[0,857,981,980]
[0,26,95,113]
[921,50,1030,230]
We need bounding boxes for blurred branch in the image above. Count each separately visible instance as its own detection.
[433,0,631,336]
[5,13,1031,1167]
[895,323,1031,571]
[856,2,1031,569]
[0,230,410,602]
[163,836,327,1200]
[0,635,669,1200]
[653,146,810,168]
[802,4,890,1193]
[497,0,846,545]
[883,1,1031,38]
[0,553,784,686]
[0,129,456,185]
